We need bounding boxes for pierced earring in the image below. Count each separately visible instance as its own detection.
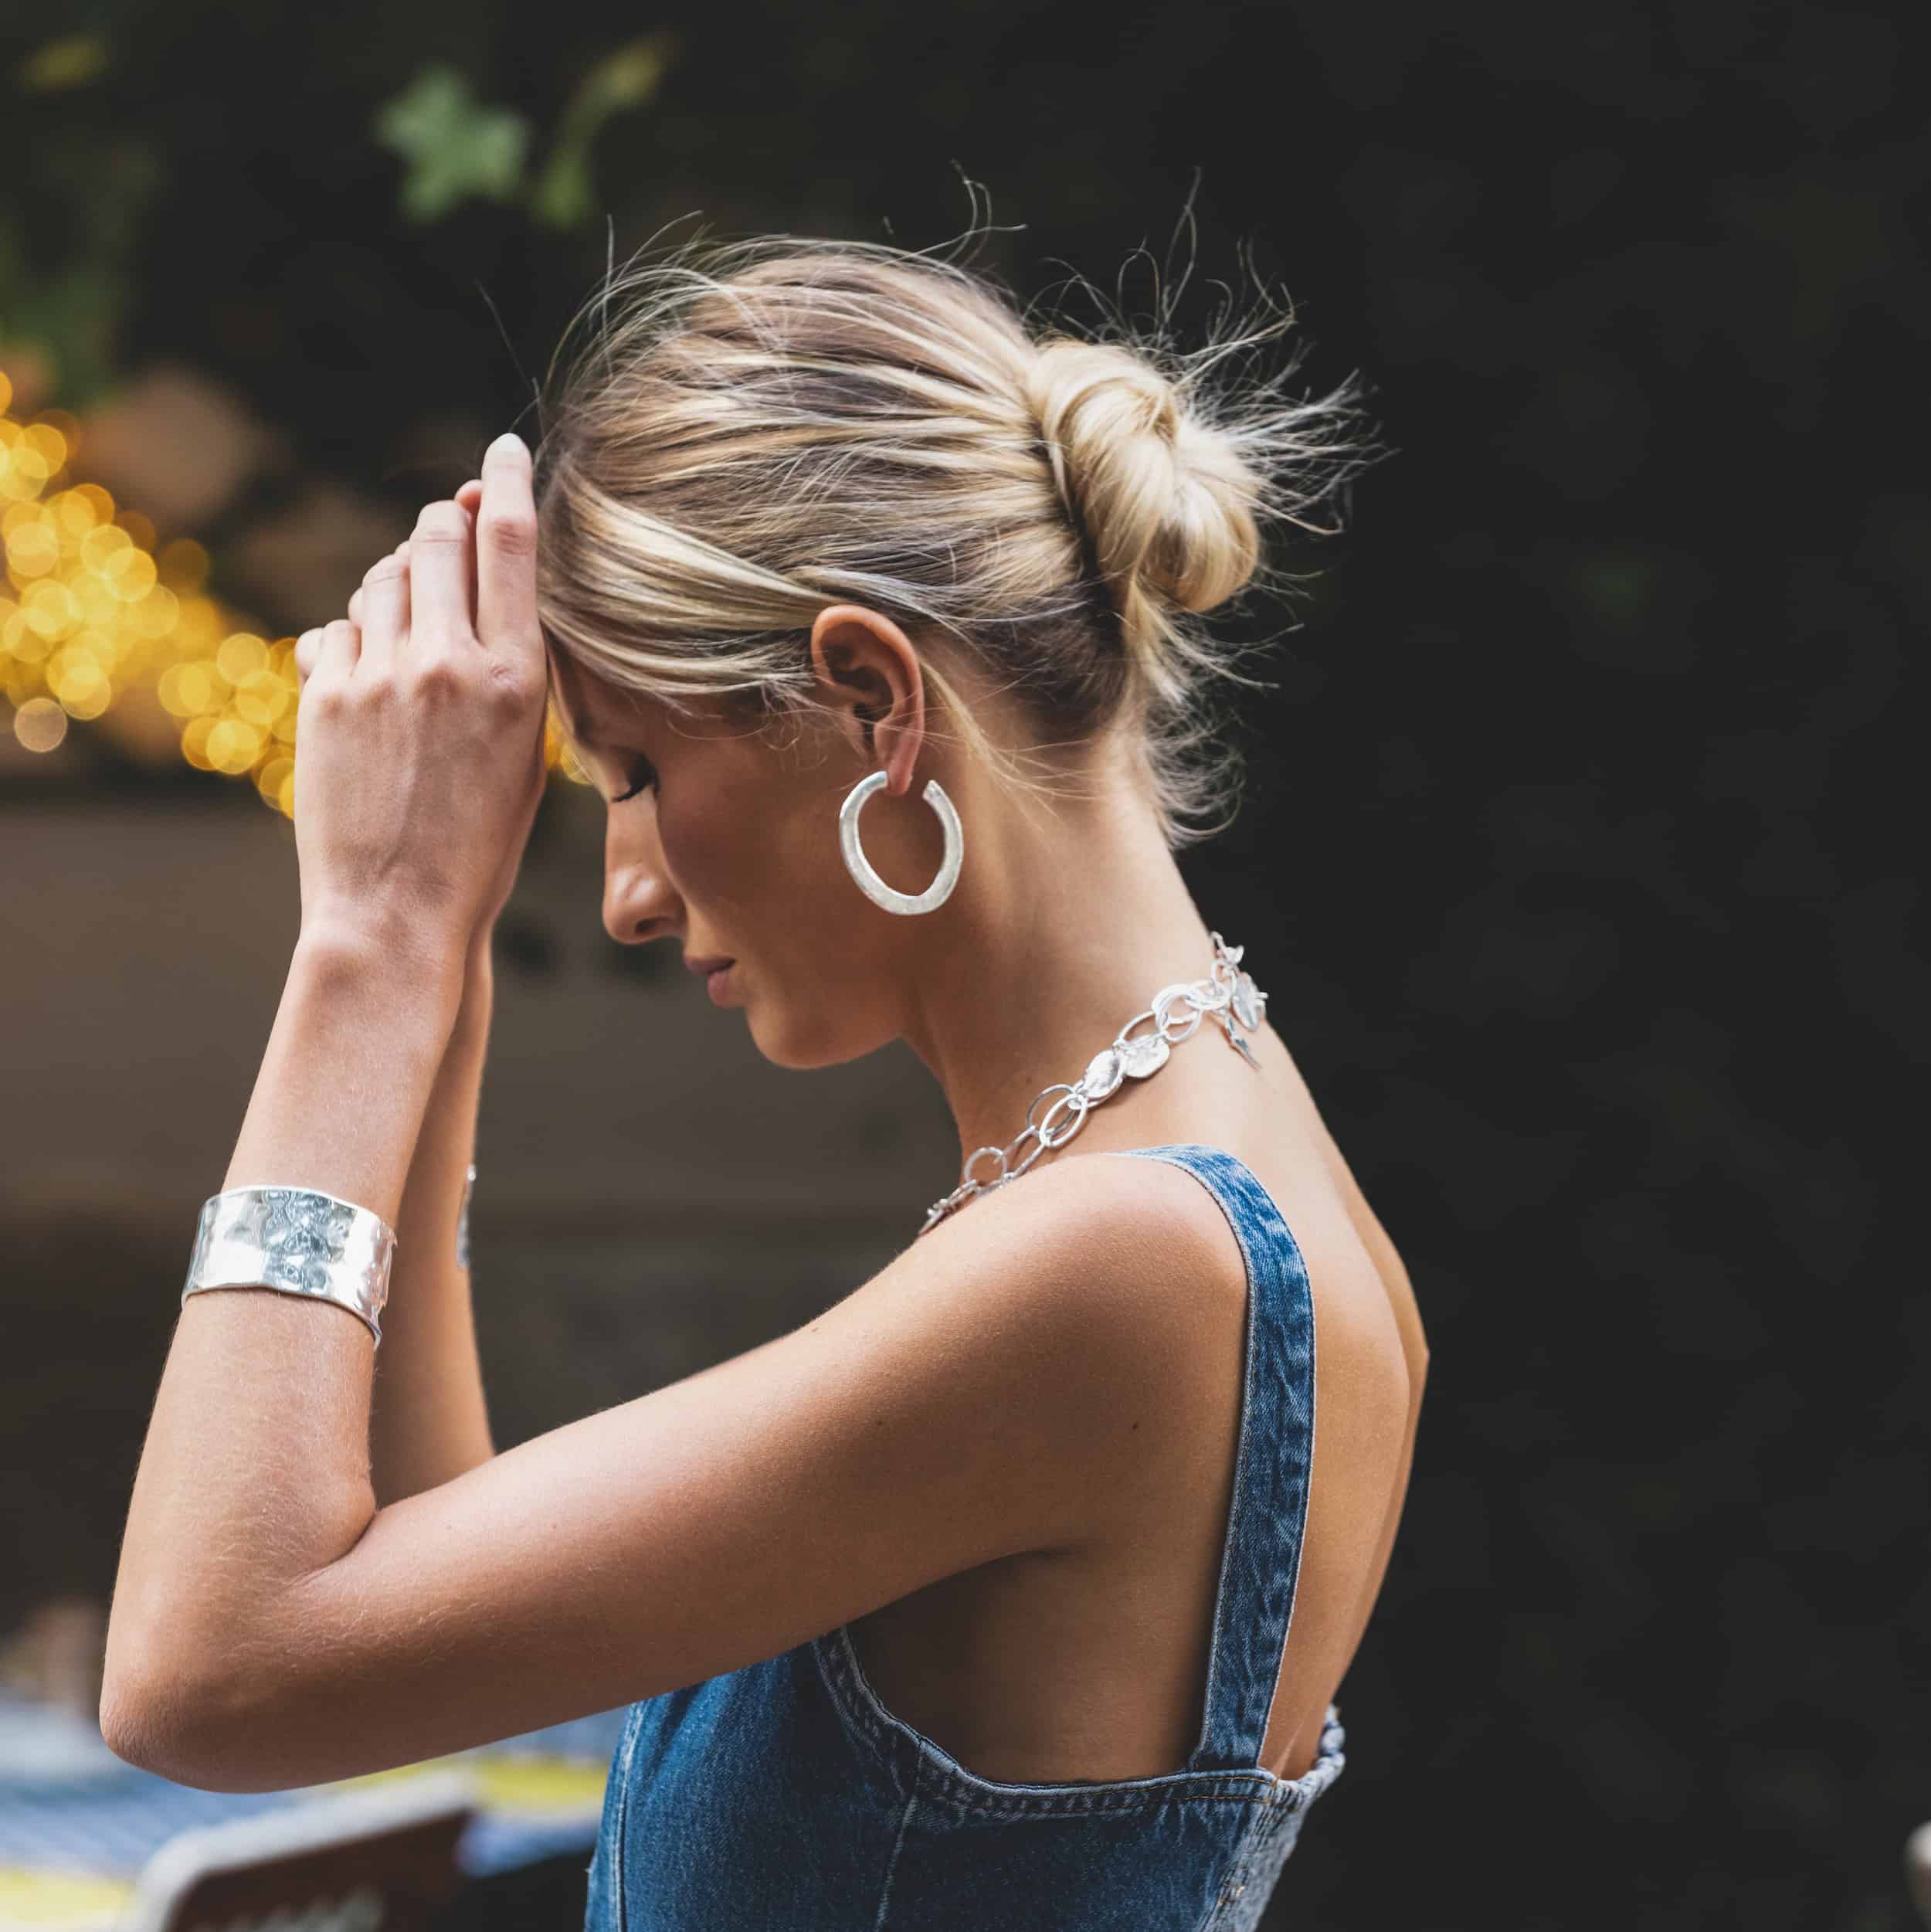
[839,769,963,915]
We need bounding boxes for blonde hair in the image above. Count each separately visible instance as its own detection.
[532,215,1381,848]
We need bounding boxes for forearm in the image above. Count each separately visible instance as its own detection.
[105,920,463,1712]
[369,932,498,1505]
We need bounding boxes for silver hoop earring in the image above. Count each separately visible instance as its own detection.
[839,769,963,915]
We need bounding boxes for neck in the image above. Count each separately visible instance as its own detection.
[896,758,1237,1173]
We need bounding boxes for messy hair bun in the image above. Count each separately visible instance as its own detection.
[1023,335,1268,710]
[534,212,1383,848]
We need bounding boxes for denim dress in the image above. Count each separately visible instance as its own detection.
[584,1143,1346,1930]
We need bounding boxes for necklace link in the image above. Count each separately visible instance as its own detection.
[915,931,1268,1240]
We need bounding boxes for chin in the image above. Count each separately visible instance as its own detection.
[746,1003,894,1074]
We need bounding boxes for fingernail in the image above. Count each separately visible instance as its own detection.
[489,430,528,461]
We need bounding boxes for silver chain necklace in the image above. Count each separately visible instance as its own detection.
[916,931,1268,1239]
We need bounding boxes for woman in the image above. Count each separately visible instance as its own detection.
[104,232,1429,1930]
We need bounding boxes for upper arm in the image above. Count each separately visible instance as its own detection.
[127,1158,1187,1791]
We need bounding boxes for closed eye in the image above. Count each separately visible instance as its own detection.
[612,760,657,804]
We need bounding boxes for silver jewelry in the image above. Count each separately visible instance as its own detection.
[915,931,1267,1240]
[456,1162,477,1270]
[839,768,963,915]
[181,1185,395,1345]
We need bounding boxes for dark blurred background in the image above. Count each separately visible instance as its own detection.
[2,2,1923,1928]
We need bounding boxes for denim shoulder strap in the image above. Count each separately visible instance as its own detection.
[1103,1143,1318,1777]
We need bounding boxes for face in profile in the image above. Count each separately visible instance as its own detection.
[544,643,949,1073]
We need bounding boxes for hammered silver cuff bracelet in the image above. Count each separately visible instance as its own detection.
[182,1185,396,1346]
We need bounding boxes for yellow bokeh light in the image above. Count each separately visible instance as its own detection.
[104,545,158,600]
[78,522,131,570]
[129,584,181,637]
[73,572,121,626]
[232,667,287,727]
[49,650,110,711]
[13,694,66,752]
[256,753,294,803]
[205,716,265,772]
[0,385,587,813]
[5,521,60,577]
[215,631,268,684]
[63,678,113,721]
[21,423,68,471]
[22,579,76,639]
[49,487,98,536]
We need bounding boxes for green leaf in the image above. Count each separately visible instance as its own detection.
[372,67,531,222]
[529,32,677,230]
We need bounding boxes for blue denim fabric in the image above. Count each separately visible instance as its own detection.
[584,1143,1345,1930]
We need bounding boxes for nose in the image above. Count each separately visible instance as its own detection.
[602,816,679,948]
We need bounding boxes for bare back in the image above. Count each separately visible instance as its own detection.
[847,1020,1427,1787]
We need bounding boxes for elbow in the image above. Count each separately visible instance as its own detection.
[100,1618,267,1790]
[99,1648,192,1782]
[100,1673,189,1783]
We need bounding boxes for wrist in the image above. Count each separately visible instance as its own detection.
[294,916,467,1033]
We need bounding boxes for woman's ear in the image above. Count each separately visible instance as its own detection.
[808,605,927,793]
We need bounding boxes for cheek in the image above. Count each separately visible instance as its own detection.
[657,765,824,913]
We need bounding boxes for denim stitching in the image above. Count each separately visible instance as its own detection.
[602,1699,646,1932]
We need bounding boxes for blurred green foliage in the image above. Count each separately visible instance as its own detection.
[1,28,163,408]
[531,35,678,229]
[1,25,674,408]
[374,67,533,221]
[373,37,677,226]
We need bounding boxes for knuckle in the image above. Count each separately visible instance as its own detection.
[487,660,538,709]
[481,508,538,556]
[410,653,467,699]
[364,554,405,586]
[414,502,468,541]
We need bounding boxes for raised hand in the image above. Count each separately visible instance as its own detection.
[290,433,547,966]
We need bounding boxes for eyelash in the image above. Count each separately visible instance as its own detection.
[612,761,657,804]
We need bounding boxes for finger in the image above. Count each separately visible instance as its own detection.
[316,617,360,682]
[294,626,322,689]
[454,477,484,517]
[350,540,410,626]
[408,500,475,647]
[358,550,409,672]
[476,433,539,652]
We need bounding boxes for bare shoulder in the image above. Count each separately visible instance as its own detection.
[870,1148,1251,1384]
[881,1143,1251,1329]
[850,1149,1251,1503]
